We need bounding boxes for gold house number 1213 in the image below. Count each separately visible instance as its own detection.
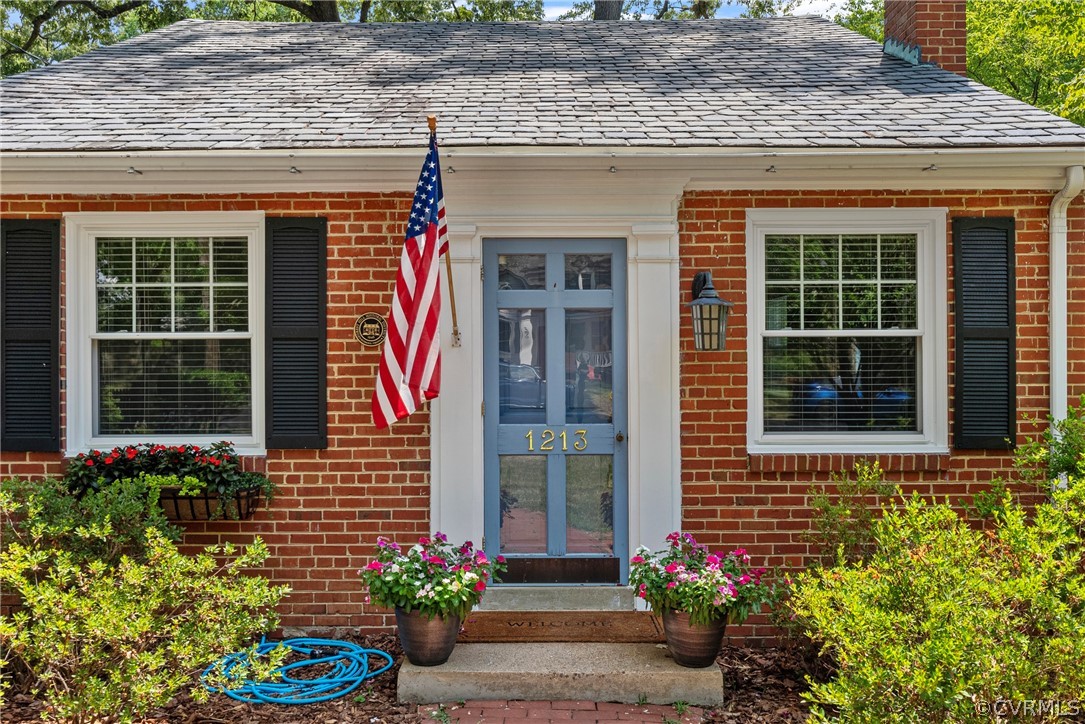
[525,429,588,452]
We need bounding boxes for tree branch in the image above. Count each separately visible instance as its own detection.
[360,0,373,22]
[3,1,147,60]
[268,0,340,22]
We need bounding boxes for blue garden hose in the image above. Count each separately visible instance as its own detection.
[203,637,394,705]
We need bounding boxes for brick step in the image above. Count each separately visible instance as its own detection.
[460,610,664,643]
[397,643,723,706]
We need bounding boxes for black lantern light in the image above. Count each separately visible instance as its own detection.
[688,271,734,351]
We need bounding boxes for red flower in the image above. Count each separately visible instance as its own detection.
[126,447,137,460]
[85,459,95,466]
[474,581,486,593]
[104,456,115,464]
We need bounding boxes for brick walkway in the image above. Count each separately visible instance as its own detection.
[419,699,706,723]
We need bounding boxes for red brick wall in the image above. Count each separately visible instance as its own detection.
[884,0,967,75]
[2,186,1082,642]
[679,188,1085,643]
[0,192,428,633]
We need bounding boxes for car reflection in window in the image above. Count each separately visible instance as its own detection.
[499,362,546,410]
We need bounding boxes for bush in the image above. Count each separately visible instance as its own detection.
[787,480,1085,722]
[1,475,180,568]
[806,460,895,566]
[1014,394,1085,486]
[0,478,289,722]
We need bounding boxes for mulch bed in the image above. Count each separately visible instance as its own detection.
[4,637,814,723]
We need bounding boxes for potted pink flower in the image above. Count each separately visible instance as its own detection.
[630,531,773,667]
[359,532,506,666]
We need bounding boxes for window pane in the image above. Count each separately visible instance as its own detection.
[566,456,614,555]
[134,238,171,283]
[499,309,546,424]
[842,284,878,329]
[803,235,838,281]
[498,254,545,290]
[882,283,918,328]
[214,286,248,331]
[881,235,917,279]
[213,237,248,283]
[97,286,133,333]
[765,286,799,331]
[566,309,613,424]
[803,285,839,329]
[175,287,210,332]
[174,237,209,283]
[841,235,877,280]
[763,336,918,433]
[136,287,171,332]
[96,338,252,435]
[499,455,547,554]
[765,235,800,281]
[96,238,132,284]
[565,254,611,290]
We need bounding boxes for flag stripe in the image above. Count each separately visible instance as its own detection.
[372,133,448,429]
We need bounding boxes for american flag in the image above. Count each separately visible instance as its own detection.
[371,132,448,429]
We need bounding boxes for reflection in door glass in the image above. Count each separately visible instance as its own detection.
[566,309,612,424]
[499,455,547,554]
[499,309,546,424]
[565,254,612,290]
[566,456,614,554]
[498,255,545,290]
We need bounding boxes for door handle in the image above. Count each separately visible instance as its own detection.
[615,431,625,443]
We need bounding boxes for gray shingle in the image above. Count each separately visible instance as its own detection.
[2,17,1083,152]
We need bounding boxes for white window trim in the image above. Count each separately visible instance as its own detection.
[65,211,266,456]
[746,208,949,454]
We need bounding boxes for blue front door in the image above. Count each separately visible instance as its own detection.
[483,239,628,584]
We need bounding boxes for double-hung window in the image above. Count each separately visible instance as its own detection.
[66,212,265,453]
[746,209,948,453]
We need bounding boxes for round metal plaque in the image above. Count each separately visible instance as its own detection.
[354,312,387,347]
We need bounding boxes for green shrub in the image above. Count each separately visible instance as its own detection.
[1014,394,1085,486]
[1,475,180,568]
[806,460,895,566]
[787,479,1085,723]
[0,528,288,723]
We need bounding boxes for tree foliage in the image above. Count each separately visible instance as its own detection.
[564,0,796,21]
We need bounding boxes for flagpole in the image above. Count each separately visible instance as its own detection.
[429,115,462,348]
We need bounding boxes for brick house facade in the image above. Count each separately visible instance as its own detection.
[2,3,1083,644]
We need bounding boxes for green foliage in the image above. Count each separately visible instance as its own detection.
[630,531,774,626]
[65,441,277,519]
[0,475,179,568]
[967,0,1085,126]
[832,0,883,42]
[787,481,1085,723]
[557,0,794,20]
[806,460,895,566]
[359,533,507,620]
[1014,394,1085,487]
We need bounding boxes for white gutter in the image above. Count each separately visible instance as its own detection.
[1049,164,1085,424]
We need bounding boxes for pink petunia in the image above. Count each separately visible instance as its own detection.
[664,562,680,574]
[474,581,486,592]
[631,555,645,564]
[366,560,383,571]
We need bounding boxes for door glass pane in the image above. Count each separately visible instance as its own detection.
[566,456,614,554]
[499,455,548,554]
[566,310,612,424]
[499,309,546,424]
[498,254,545,290]
[565,254,611,289]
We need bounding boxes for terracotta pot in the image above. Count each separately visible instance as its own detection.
[661,609,726,668]
[395,608,461,666]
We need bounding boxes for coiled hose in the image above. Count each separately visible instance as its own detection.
[203,637,394,705]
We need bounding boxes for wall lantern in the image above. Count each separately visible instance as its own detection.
[688,271,734,351]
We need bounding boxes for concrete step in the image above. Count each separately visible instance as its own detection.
[459,610,664,643]
[478,585,634,611]
[397,643,723,707]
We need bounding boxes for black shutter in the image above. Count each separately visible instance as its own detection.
[1,219,60,452]
[266,218,327,449]
[953,217,1015,449]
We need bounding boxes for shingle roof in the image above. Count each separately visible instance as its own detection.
[2,17,1083,152]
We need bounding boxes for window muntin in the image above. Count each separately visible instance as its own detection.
[762,233,919,434]
[747,209,947,453]
[93,235,253,437]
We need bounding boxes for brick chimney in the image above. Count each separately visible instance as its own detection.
[884,0,967,76]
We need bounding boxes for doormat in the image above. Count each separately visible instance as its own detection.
[459,611,665,643]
